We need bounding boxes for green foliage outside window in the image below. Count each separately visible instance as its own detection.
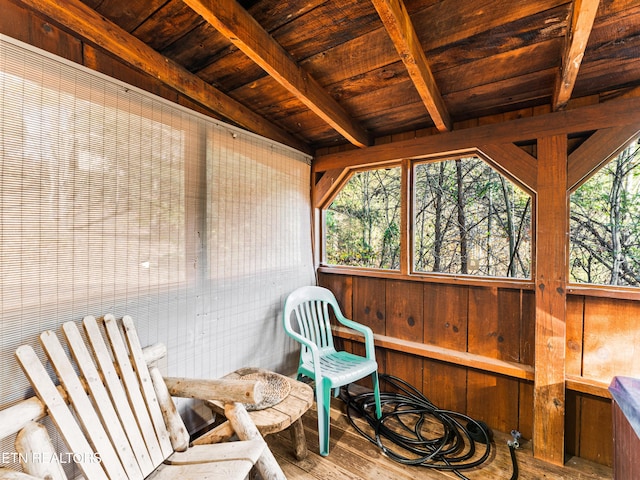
[414,156,531,278]
[570,139,640,286]
[325,167,401,269]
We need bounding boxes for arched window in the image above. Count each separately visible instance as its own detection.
[413,155,531,278]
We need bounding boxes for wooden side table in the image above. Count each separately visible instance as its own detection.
[194,368,314,460]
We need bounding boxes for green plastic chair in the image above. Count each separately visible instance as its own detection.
[283,285,382,456]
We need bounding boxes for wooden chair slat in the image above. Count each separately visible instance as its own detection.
[14,345,108,480]
[147,461,255,480]
[10,314,284,480]
[62,321,144,480]
[101,315,166,466]
[121,315,174,458]
[39,331,128,480]
[83,316,156,476]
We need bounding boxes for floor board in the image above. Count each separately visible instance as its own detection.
[264,397,613,480]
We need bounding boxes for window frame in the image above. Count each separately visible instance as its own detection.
[318,149,536,288]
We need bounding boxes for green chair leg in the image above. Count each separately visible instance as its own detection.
[372,372,382,419]
[318,378,332,456]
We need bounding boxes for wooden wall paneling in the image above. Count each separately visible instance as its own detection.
[423,284,468,413]
[518,381,534,441]
[582,297,640,382]
[424,284,469,350]
[0,1,83,63]
[352,277,386,335]
[520,289,536,367]
[467,287,524,362]
[384,280,424,393]
[385,280,423,341]
[383,351,423,395]
[317,272,354,319]
[467,286,521,433]
[576,394,613,467]
[423,359,469,415]
[534,134,568,465]
[565,390,580,458]
[314,96,640,173]
[466,369,520,434]
[566,295,585,377]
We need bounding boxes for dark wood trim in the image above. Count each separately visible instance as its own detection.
[317,265,536,290]
[565,375,611,399]
[314,96,640,172]
[567,284,640,301]
[333,326,535,380]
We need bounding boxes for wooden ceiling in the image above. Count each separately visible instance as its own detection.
[11,0,640,154]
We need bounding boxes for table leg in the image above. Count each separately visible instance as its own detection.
[289,417,308,460]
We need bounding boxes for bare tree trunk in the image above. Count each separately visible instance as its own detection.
[433,162,445,271]
[609,147,629,285]
[456,160,467,274]
[500,176,516,277]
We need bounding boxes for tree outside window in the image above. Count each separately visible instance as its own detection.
[324,167,401,269]
[414,156,531,278]
[570,139,640,286]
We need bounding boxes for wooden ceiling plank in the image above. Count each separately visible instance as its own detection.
[567,124,640,190]
[314,95,640,173]
[183,0,372,148]
[371,0,451,132]
[14,0,311,154]
[552,0,600,111]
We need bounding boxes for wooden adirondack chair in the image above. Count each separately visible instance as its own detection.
[0,314,286,480]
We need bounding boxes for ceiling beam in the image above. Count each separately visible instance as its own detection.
[13,0,311,154]
[371,0,451,132]
[314,94,640,173]
[183,0,371,148]
[552,0,600,111]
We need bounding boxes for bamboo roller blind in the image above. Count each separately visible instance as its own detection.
[0,34,314,455]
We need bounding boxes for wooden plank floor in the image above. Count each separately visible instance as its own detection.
[264,398,613,480]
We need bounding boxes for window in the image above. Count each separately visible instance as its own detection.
[324,166,401,269]
[1,51,188,314]
[570,138,640,286]
[414,156,531,278]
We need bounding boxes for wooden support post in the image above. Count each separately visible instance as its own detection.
[534,134,568,465]
[224,403,286,480]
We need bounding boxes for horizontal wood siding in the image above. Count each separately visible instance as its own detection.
[317,271,638,467]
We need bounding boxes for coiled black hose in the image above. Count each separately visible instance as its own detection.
[341,374,515,480]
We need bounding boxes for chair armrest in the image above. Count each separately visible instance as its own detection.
[335,316,376,360]
[163,377,264,405]
[283,329,323,375]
